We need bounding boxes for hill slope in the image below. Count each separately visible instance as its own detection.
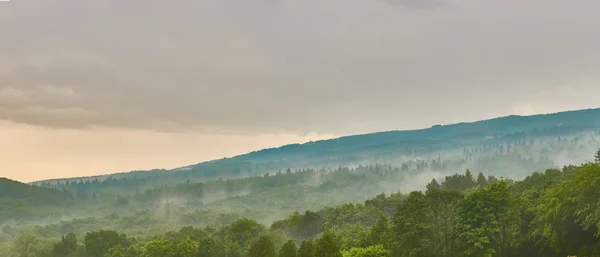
[0,178,71,222]
[0,178,67,200]
[34,107,600,185]
[7,107,600,230]
[173,107,600,174]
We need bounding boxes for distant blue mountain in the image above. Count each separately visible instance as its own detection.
[35,107,600,183]
[181,107,600,166]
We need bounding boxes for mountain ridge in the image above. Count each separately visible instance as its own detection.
[31,107,600,184]
[180,107,599,163]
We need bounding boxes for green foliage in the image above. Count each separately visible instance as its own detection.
[426,179,441,191]
[174,238,199,257]
[9,234,53,257]
[391,191,434,257]
[104,245,138,257]
[272,211,323,239]
[442,170,477,191]
[8,162,600,257]
[84,230,129,257]
[477,172,488,188]
[50,233,77,257]
[0,178,70,222]
[341,245,390,257]
[457,181,518,257]
[247,234,277,257]
[298,239,316,257]
[223,240,244,257]
[222,218,265,248]
[330,223,369,250]
[532,163,600,254]
[140,237,198,257]
[140,237,171,257]
[424,189,462,257]
[279,239,298,257]
[196,236,226,257]
[315,232,342,257]
[0,178,69,202]
[365,215,390,248]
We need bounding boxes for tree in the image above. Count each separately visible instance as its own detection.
[197,236,225,257]
[426,179,442,191]
[140,237,198,257]
[224,240,244,257]
[341,245,390,257]
[279,239,298,257]
[315,232,342,257]
[487,175,499,185]
[457,181,517,257]
[365,215,390,248]
[298,239,315,257]
[248,234,277,257]
[333,223,369,250]
[533,163,600,254]
[105,245,126,257]
[224,218,265,248]
[425,189,462,257]
[442,171,477,191]
[50,233,77,257]
[476,172,488,188]
[595,149,600,163]
[11,234,52,257]
[171,226,207,242]
[391,191,434,257]
[84,230,129,257]
[104,245,138,257]
[175,237,199,257]
[140,237,171,257]
[463,169,477,190]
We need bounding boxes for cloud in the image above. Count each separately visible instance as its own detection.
[0,88,24,99]
[0,85,77,105]
[382,0,452,10]
[1,0,600,134]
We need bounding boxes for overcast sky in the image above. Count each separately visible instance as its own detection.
[1,0,600,182]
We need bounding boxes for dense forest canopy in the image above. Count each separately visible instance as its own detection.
[3,163,600,256]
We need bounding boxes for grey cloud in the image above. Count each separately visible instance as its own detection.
[1,0,600,134]
[383,0,451,10]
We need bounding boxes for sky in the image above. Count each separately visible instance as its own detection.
[1,0,600,182]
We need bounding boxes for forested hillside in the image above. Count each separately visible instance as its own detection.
[0,178,71,223]
[3,163,600,257]
[32,108,600,195]
[2,108,600,256]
